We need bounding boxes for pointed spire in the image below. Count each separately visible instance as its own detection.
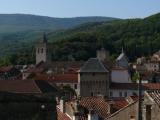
[42,32,47,43]
[122,47,124,53]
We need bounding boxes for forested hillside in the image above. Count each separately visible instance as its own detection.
[49,13,160,61]
[1,13,160,65]
[0,14,116,58]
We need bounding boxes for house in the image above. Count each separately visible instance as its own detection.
[57,95,139,120]
[0,66,21,80]
[152,50,160,61]
[144,61,159,72]
[110,83,160,98]
[143,91,160,120]
[78,58,110,97]
[111,67,131,83]
[105,97,138,120]
[0,92,57,120]
[0,79,59,95]
[35,73,79,95]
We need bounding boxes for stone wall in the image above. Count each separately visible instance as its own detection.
[79,72,109,97]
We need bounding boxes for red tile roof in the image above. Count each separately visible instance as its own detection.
[112,66,128,71]
[57,107,71,120]
[80,97,110,119]
[111,98,129,111]
[110,83,160,90]
[35,73,78,83]
[0,66,13,72]
[129,96,139,102]
[0,79,41,93]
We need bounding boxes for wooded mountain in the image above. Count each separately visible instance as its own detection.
[0,14,117,58]
[48,13,160,61]
[0,14,116,33]
[1,13,160,65]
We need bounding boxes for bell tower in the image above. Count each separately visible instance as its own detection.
[36,33,48,64]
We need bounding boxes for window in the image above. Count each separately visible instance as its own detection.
[132,92,137,96]
[119,92,122,97]
[110,91,113,97]
[124,92,127,97]
[146,105,151,120]
[130,115,135,120]
[92,73,95,76]
[37,48,40,53]
[41,48,43,53]
[91,92,93,96]
[74,84,77,89]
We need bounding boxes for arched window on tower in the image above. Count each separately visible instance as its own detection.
[41,48,43,53]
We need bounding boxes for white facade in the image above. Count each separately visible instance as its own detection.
[111,69,131,83]
[110,89,140,98]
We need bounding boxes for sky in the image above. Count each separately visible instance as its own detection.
[0,0,160,19]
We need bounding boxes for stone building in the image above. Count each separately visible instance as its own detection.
[143,91,160,120]
[78,58,110,97]
[36,33,51,64]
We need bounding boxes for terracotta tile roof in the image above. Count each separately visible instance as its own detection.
[147,91,160,106]
[56,107,71,120]
[129,96,139,102]
[80,97,110,119]
[35,73,78,83]
[0,66,13,72]
[110,83,160,90]
[111,98,129,111]
[0,79,41,93]
[111,66,128,71]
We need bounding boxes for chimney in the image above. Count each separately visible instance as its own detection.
[97,48,109,61]
[60,98,65,113]
[108,101,115,114]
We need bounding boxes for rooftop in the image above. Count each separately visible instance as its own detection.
[80,58,109,73]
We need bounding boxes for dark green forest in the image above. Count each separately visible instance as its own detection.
[0,13,160,66]
[49,13,160,61]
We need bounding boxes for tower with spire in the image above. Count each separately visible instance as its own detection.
[116,47,129,69]
[36,33,50,64]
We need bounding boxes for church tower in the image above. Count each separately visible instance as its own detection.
[36,33,49,64]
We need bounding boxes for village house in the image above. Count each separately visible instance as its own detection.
[143,91,160,120]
